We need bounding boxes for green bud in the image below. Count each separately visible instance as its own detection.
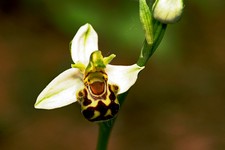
[153,0,184,24]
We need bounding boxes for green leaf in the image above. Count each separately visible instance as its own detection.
[139,0,154,45]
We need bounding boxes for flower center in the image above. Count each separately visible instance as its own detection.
[75,50,120,122]
[89,81,105,95]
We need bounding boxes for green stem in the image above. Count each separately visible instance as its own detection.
[96,93,128,150]
[137,22,167,67]
[96,119,115,150]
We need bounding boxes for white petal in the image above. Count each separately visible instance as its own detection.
[70,23,98,66]
[35,68,84,109]
[106,64,144,94]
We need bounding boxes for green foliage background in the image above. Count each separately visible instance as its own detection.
[1,0,225,149]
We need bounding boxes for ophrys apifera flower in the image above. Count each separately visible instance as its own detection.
[35,24,144,122]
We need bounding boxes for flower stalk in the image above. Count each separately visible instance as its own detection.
[137,22,167,67]
[97,119,115,150]
[96,92,129,150]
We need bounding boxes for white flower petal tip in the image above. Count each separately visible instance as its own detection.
[34,68,84,110]
[70,23,98,66]
[106,64,145,94]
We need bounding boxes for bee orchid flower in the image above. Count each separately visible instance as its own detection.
[34,23,144,122]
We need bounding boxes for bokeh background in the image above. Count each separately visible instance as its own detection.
[1,0,225,149]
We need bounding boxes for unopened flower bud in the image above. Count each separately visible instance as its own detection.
[153,0,184,24]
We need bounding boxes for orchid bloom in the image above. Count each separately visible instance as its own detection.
[34,24,144,122]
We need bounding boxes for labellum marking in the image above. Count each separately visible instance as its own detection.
[77,71,119,122]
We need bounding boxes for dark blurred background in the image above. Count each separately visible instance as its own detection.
[1,0,225,149]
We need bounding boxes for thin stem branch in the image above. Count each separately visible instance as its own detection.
[96,119,115,150]
[96,92,128,150]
